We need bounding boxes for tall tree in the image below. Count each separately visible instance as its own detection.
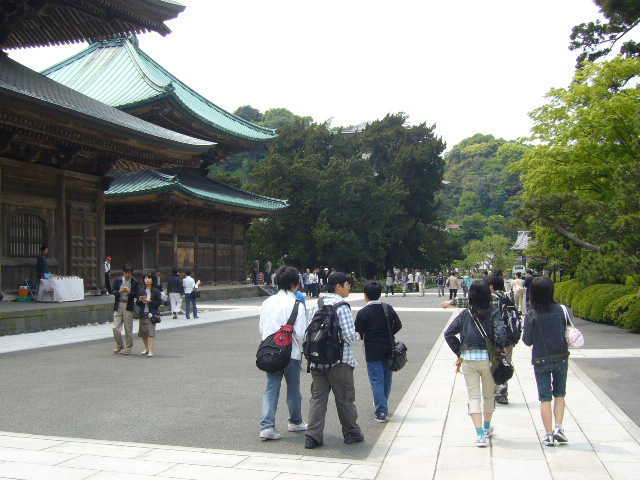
[234,105,263,123]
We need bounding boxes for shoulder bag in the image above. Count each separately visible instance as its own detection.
[470,310,514,384]
[256,300,301,373]
[560,305,584,348]
[382,303,407,372]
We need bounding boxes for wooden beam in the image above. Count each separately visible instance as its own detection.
[57,175,67,275]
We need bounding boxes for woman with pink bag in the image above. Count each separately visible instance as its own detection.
[523,276,580,447]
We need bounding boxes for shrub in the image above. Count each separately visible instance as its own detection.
[564,280,584,307]
[572,284,605,319]
[575,250,631,285]
[589,285,636,323]
[620,299,640,331]
[554,279,581,305]
[604,293,640,327]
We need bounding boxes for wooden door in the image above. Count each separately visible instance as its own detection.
[68,207,97,290]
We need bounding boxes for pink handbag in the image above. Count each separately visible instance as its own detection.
[560,305,584,348]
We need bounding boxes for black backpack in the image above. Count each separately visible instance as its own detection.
[302,297,346,372]
[492,292,522,348]
[256,300,301,373]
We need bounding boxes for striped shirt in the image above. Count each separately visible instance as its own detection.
[307,293,358,369]
[461,349,490,361]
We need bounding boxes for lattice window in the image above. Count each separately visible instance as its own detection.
[8,214,46,257]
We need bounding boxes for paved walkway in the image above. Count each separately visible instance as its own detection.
[0,296,638,479]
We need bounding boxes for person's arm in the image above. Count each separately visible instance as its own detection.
[522,312,535,346]
[150,289,162,312]
[389,306,402,334]
[443,312,464,357]
[337,304,357,345]
[354,309,365,339]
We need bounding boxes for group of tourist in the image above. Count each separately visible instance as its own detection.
[258,267,402,448]
[444,272,571,448]
[383,268,429,296]
[110,264,200,357]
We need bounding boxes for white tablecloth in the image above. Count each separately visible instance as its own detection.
[36,278,85,302]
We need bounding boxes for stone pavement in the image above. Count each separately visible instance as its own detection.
[0,296,638,479]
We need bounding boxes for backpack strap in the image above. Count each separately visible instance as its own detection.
[382,303,395,351]
[286,300,302,327]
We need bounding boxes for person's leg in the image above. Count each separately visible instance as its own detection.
[551,359,568,441]
[383,363,393,410]
[112,309,124,351]
[184,295,192,319]
[306,370,331,445]
[284,359,303,426]
[534,363,555,444]
[192,294,198,318]
[449,289,454,300]
[453,289,458,298]
[479,359,496,431]
[461,361,485,439]
[260,370,284,432]
[142,337,149,353]
[123,310,134,351]
[366,361,388,417]
[330,365,362,440]
[148,336,155,355]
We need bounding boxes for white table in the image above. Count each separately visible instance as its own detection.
[36,277,85,302]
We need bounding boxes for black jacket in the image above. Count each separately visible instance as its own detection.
[444,309,494,357]
[523,303,570,364]
[112,277,139,312]
[167,275,184,294]
[136,286,162,316]
[355,302,402,362]
[36,255,48,279]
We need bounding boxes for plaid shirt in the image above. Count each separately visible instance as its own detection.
[461,349,490,361]
[307,293,358,369]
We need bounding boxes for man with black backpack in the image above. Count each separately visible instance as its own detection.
[355,281,402,423]
[257,266,308,441]
[303,272,363,449]
[488,273,522,405]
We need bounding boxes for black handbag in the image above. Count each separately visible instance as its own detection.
[470,310,514,384]
[382,303,407,372]
[256,300,301,373]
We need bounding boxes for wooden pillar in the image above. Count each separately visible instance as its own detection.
[96,187,105,292]
[212,215,218,284]
[57,175,67,275]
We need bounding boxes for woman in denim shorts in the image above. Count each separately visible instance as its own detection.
[522,277,570,447]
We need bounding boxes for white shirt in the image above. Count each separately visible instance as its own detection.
[104,261,111,273]
[407,273,414,283]
[259,290,307,360]
[183,276,196,294]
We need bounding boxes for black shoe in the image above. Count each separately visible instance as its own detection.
[495,394,509,405]
[172,313,177,319]
[344,434,364,444]
[305,436,322,449]
[375,412,388,423]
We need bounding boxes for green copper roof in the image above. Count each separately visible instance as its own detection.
[42,38,277,143]
[106,169,288,213]
[0,54,213,151]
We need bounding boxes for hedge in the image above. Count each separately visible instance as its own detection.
[554,279,582,305]
[589,285,636,324]
[604,293,640,331]
[572,284,607,321]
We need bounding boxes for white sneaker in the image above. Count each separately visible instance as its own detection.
[259,428,282,441]
[146,352,154,357]
[140,350,148,355]
[287,422,308,432]
[475,434,489,448]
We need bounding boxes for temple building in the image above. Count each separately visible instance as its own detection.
[1,1,284,294]
[40,35,284,283]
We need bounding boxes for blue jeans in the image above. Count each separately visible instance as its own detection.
[260,359,303,430]
[366,360,392,415]
[534,359,568,402]
[184,293,198,318]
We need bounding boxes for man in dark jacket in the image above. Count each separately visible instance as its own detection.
[112,265,138,354]
[35,245,49,292]
[167,269,184,319]
[355,281,402,423]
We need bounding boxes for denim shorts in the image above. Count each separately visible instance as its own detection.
[533,359,568,402]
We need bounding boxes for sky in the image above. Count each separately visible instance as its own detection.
[8,0,606,148]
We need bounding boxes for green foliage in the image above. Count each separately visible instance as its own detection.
[554,279,584,306]
[262,108,313,129]
[575,249,634,285]
[604,292,640,330]
[462,234,516,273]
[589,284,636,323]
[234,105,263,123]
[247,114,448,275]
[569,0,640,68]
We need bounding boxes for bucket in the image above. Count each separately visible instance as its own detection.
[18,285,30,298]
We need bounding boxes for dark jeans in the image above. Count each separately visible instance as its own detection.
[534,359,568,402]
[385,285,394,295]
[307,364,362,443]
[185,292,198,319]
[104,273,112,294]
[366,361,392,416]
[449,289,458,299]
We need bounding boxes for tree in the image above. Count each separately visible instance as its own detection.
[262,108,313,129]
[462,235,516,273]
[514,56,640,281]
[234,105,263,123]
[570,0,640,68]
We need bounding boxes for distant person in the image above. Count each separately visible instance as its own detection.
[399,269,409,297]
[523,277,570,447]
[355,281,402,422]
[524,269,534,310]
[137,275,161,357]
[436,272,446,297]
[305,272,363,449]
[385,270,395,297]
[258,266,308,440]
[264,259,273,285]
[407,271,414,293]
[512,272,525,314]
[35,245,49,292]
[152,269,162,290]
[447,272,460,300]
[182,271,199,320]
[103,256,112,295]
[444,280,496,447]
[112,265,138,354]
[462,272,472,298]
[416,269,426,296]
[167,269,184,319]
[252,259,260,285]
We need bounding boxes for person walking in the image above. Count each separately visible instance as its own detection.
[258,266,308,440]
[416,269,426,296]
[137,274,161,357]
[355,281,402,423]
[111,265,138,354]
[303,268,312,295]
[385,270,395,297]
[399,269,409,297]
[444,280,496,447]
[522,276,570,447]
[512,272,525,314]
[436,272,446,297]
[264,259,273,286]
[447,272,459,300]
[524,269,534,311]
[462,272,472,298]
[252,259,260,285]
[167,268,184,319]
[407,271,414,293]
[183,271,199,320]
[103,256,112,295]
[305,272,363,449]
[152,269,162,290]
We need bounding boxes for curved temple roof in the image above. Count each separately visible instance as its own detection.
[43,37,277,143]
[106,169,288,213]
